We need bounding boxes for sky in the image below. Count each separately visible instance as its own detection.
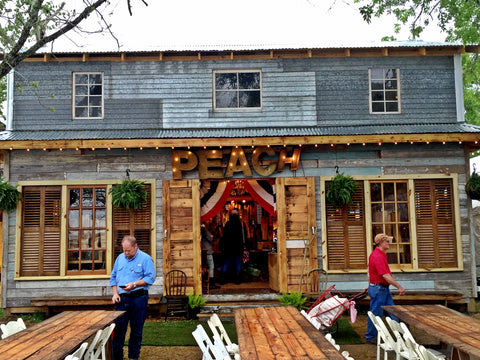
[50,0,448,52]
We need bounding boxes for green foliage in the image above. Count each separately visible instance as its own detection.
[355,0,480,43]
[278,291,307,310]
[326,172,358,207]
[109,179,148,210]
[187,293,206,309]
[466,171,480,200]
[0,178,21,212]
[354,0,480,125]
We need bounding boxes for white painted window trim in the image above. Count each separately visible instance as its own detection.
[72,71,104,119]
[368,67,401,114]
[213,69,262,110]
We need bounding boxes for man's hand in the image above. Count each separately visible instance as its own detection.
[112,285,121,303]
[112,293,121,304]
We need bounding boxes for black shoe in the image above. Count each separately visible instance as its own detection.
[209,283,220,289]
[366,339,376,345]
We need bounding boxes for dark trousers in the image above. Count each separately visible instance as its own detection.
[113,293,148,360]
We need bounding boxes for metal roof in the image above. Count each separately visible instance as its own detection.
[1,123,479,142]
[35,40,469,54]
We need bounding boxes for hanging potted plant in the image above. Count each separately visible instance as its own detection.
[0,178,22,212]
[326,172,358,207]
[466,170,480,200]
[109,178,149,210]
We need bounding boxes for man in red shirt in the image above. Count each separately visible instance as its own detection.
[365,233,405,344]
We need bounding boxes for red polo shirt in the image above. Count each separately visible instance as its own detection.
[368,247,391,285]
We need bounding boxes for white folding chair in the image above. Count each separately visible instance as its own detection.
[1,318,26,339]
[324,332,340,350]
[385,316,418,360]
[83,323,115,360]
[399,322,447,360]
[192,324,231,360]
[207,313,240,358]
[65,342,88,360]
[368,311,396,360]
[301,309,322,330]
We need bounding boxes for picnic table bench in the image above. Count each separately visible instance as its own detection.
[0,310,124,360]
[383,304,480,360]
[31,295,162,317]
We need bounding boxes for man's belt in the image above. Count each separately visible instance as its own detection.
[369,283,389,287]
[121,289,147,297]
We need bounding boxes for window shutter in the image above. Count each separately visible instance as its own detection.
[326,182,367,270]
[112,185,152,261]
[21,186,61,276]
[414,179,457,268]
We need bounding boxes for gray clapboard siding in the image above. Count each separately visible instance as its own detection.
[12,55,457,131]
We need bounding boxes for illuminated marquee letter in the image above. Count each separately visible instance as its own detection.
[252,146,277,176]
[171,150,198,179]
[224,146,253,178]
[197,149,224,179]
[277,148,301,171]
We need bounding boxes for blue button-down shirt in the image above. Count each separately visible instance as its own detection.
[110,248,156,294]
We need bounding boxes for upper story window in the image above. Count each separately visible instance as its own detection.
[369,68,400,113]
[73,72,104,119]
[214,70,261,109]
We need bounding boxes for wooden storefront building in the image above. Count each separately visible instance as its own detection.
[1,41,480,311]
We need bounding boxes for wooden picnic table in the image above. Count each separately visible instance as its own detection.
[0,310,124,360]
[383,304,480,360]
[234,306,345,360]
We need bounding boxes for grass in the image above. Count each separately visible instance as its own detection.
[139,320,238,346]
[138,317,361,346]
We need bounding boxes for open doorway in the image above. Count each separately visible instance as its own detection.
[200,179,276,294]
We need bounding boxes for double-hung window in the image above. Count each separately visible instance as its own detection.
[369,68,400,113]
[214,70,261,109]
[73,72,104,119]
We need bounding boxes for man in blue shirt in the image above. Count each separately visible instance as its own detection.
[110,235,156,360]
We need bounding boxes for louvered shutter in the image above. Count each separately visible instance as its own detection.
[414,179,457,268]
[21,186,61,276]
[112,185,152,261]
[326,182,367,270]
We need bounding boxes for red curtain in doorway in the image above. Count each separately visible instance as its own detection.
[242,179,276,216]
[200,180,235,222]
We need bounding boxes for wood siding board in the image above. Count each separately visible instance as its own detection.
[13,56,456,131]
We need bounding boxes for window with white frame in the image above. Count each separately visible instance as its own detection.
[73,72,104,119]
[214,70,261,109]
[369,68,400,113]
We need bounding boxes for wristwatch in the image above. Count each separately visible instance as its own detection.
[133,282,137,288]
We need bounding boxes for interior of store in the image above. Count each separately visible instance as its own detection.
[200,179,276,294]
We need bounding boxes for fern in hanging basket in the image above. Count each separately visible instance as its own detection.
[326,172,358,207]
[0,178,22,212]
[466,171,480,200]
[109,179,149,210]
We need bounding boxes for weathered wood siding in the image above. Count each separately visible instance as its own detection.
[1,141,473,307]
[12,56,456,131]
